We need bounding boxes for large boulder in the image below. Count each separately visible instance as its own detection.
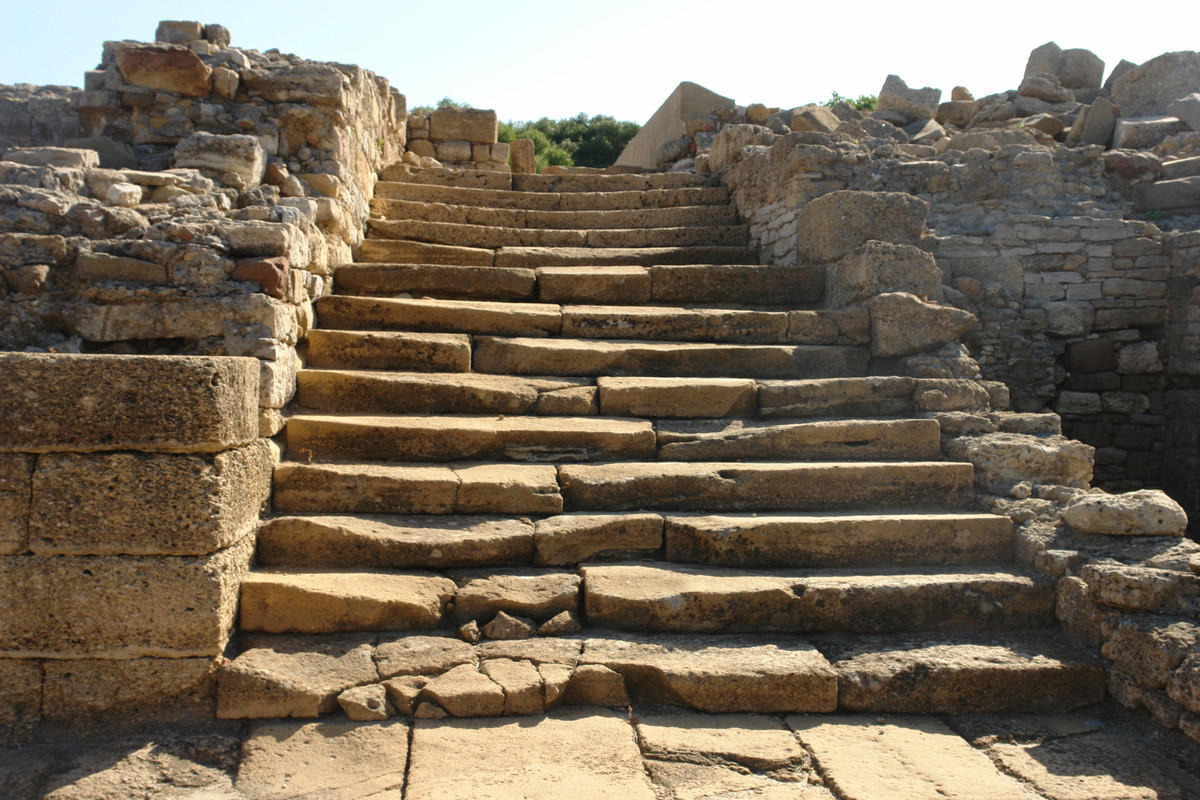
[877,75,941,123]
[795,191,928,263]
[1018,73,1074,104]
[945,433,1094,492]
[1063,489,1188,536]
[1168,93,1200,130]
[1111,51,1200,117]
[866,292,976,358]
[1025,42,1105,90]
[114,45,212,97]
[706,125,777,173]
[827,241,942,308]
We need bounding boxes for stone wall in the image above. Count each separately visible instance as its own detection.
[0,353,271,742]
[405,107,508,171]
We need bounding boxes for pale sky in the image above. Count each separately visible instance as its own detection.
[3,1,1199,124]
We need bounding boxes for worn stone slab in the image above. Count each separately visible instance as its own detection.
[28,442,271,556]
[795,191,928,262]
[422,664,506,717]
[945,432,1093,492]
[0,536,251,658]
[561,305,787,343]
[758,376,916,418]
[664,512,1013,568]
[236,719,410,798]
[788,715,1033,800]
[649,263,826,305]
[479,657,545,715]
[514,171,714,192]
[494,245,755,268]
[239,570,455,634]
[286,414,655,463]
[430,108,498,143]
[476,638,584,666]
[357,238,494,266]
[0,454,33,554]
[636,710,808,770]
[41,656,218,728]
[0,658,42,740]
[1063,489,1188,536]
[0,354,258,453]
[537,266,652,304]
[644,760,835,800]
[334,263,537,300]
[258,514,534,569]
[375,634,476,678]
[316,295,562,337]
[273,463,460,514]
[655,418,941,461]
[303,330,471,371]
[822,632,1106,713]
[559,461,973,512]
[598,377,757,418]
[218,634,378,718]
[454,464,564,515]
[453,569,581,623]
[582,634,837,713]
[533,513,664,565]
[406,709,657,799]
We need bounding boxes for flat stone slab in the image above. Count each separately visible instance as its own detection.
[316,295,562,337]
[236,719,410,799]
[648,263,826,305]
[597,377,757,418]
[758,376,916,418]
[406,709,656,800]
[635,709,808,770]
[494,245,757,268]
[654,418,941,461]
[533,513,664,565]
[333,263,538,300]
[561,305,788,343]
[788,715,1034,800]
[304,329,471,372]
[537,266,652,304]
[453,569,581,623]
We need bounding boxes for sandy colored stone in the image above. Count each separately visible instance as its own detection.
[236,719,410,799]
[789,715,1032,800]
[533,513,664,565]
[29,442,271,556]
[563,664,630,706]
[1111,51,1200,117]
[828,240,942,307]
[335,263,535,300]
[75,252,168,284]
[636,710,807,770]
[868,292,977,358]
[988,733,1199,800]
[304,330,471,372]
[644,760,835,800]
[796,190,928,263]
[407,709,655,799]
[477,638,583,666]
[655,418,940,461]
[41,657,217,729]
[297,371,589,416]
[0,354,258,453]
[648,263,825,306]
[0,658,41,739]
[0,535,250,658]
[480,657,545,715]
[757,376,915,418]
[430,108,498,143]
[453,569,581,623]
[482,610,536,640]
[383,675,427,714]
[316,294,561,337]
[115,45,212,97]
[338,683,392,720]
[0,454,33,554]
[945,433,1094,492]
[454,463,564,515]
[597,377,757,418]
[272,463,460,515]
[560,304,782,343]
[175,132,266,184]
[1063,489,1188,536]
[217,634,378,719]
[239,571,454,634]
[538,266,651,303]
[421,664,505,717]
[375,634,475,678]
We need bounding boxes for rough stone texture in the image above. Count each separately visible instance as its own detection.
[0,355,259,454]
[1168,93,1200,130]
[1111,51,1200,117]
[533,513,663,565]
[421,664,505,717]
[0,658,41,740]
[1063,490,1188,536]
[28,442,271,555]
[789,715,1034,800]
[878,75,941,122]
[868,292,977,358]
[0,535,251,658]
[429,108,498,144]
[174,132,266,184]
[636,710,807,771]
[114,45,212,97]
[945,433,1093,491]
[479,657,544,715]
[0,454,33,555]
[375,635,475,678]
[337,683,392,721]
[41,657,218,729]
[827,240,942,307]
[453,570,581,623]
[795,191,928,263]
[406,709,657,799]
[236,720,410,798]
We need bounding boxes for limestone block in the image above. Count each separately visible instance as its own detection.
[0,354,259,454]
[945,432,1094,492]
[28,442,271,556]
[618,81,733,169]
[1068,97,1117,146]
[155,20,203,44]
[429,108,498,144]
[796,191,928,263]
[1112,116,1188,150]
[1059,48,1106,89]
[67,294,296,344]
[905,118,946,144]
[241,64,347,104]
[1116,341,1164,374]
[877,74,941,122]
[867,293,976,358]
[706,124,776,173]
[407,139,436,159]
[1168,93,1200,130]
[1081,563,1198,612]
[0,535,251,658]
[827,240,942,308]
[0,658,41,738]
[175,132,266,185]
[76,252,168,284]
[1063,489,1187,536]
[790,105,840,133]
[1103,618,1200,690]
[1026,42,1064,79]
[1134,176,1200,212]
[114,45,212,97]
[1045,301,1095,337]
[0,455,33,555]
[338,683,393,720]
[511,138,535,174]
[1019,73,1075,103]
[218,220,310,267]
[1,147,98,170]
[1163,156,1200,180]
[436,140,472,163]
[491,142,510,163]
[937,100,977,127]
[1111,51,1200,117]
[41,656,218,727]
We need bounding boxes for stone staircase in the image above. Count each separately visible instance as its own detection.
[217,164,1107,721]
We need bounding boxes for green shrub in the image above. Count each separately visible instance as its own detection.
[822,92,877,112]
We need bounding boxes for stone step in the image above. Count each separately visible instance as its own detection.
[662,512,1013,568]
[316,296,562,338]
[370,198,740,230]
[334,264,538,300]
[493,245,757,268]
[303,330,472,372]
[296,371,596,415]
[216,629,1103,719]
[654,418,942,461]
[367,219,750,250]
[581,563,1053,634]
[257,514,536,569]
[358,239,495,266]
[558,461,974,512]
[274,462,563,515]
[473,336,869,379]
[378,163,514,190]
[560,305,788,343]
[512,172,715,193]
[285,414,657,463]
[373,180,731,211]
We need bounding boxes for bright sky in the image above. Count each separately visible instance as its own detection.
[3,2,1199,124]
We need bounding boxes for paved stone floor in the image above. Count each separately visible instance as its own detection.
[4,701,1200,799]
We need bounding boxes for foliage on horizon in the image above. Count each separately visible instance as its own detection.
[822,92,877,112]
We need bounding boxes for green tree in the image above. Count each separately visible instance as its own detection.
[822,92,877,112]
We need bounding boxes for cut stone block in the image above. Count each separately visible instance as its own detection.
[303,330,471,372]
[795,190,928,263]
[0,454,34,555]
[421,664,504,717]
[654,418,941,461]
[757,376,915,418]
[375,634,476,678]
[453,569,581,623]
[597,377,756,418]
[316,295,562,337]
[0,659,42,739]
[41,656,218,727]
[297,371,591,416]
[533,513,664,565]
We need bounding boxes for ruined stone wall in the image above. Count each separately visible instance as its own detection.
[405,107,509,171]
[0,354,271,742]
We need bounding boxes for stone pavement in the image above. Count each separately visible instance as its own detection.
[5,702,1200,799]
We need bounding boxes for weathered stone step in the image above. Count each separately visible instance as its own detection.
[558,461,974,512]
[663,512,1013,568]
[239,570,456,634]
[654,418,942,461]
[473,337,869,379]
[316,296,561,337]
[334,264,538,300]
[304,330,471,372]
[368,219,750,249]
[816,631,1106,713]
[378,163,514,190]
[297,371,595,415]
[373,180,731,211]
[581,563,1053,634]
[285,414,656,463]
[274,462,563,515]
[512,172,715,193]
[357,241,757,268]
[257,515,536,569]
[370,198,740,230]
[560,305,788,343]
